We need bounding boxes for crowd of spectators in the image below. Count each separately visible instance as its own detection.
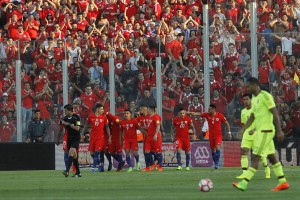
[0,0,300,142]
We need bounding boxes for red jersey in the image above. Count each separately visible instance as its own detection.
[173,115,193,139]
[162,98,175,120]
[106,113,121,141]
[136,114,150,130]
[169,40,184,60]
[86,113,108,139]
[211,96,227,115]
[21,89,34,109]
[258,64,270,84]
[80,93,97,113]
[34,76,48,92]
[0,123,15,142]
[147,114,161,137]
[120,118,139,140]
[200,112,227,136]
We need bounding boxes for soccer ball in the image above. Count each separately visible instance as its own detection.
[198,178,213,192]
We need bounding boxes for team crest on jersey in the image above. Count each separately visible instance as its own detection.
[216,118,219,121]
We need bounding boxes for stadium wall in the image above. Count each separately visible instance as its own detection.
[0,140,297,171]
[55,140,300,170]
[0,143,55,170]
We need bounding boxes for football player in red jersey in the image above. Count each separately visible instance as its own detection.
[106,112,125,171]
[144,106,163,171]
[171,108,196,171]
[120,110,143,172]
[81,103,111,172]
[193,104,231,169]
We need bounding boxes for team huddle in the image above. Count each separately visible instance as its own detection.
[57,103,168,176]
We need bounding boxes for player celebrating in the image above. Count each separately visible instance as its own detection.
[145,106,163,171]
[106,112,125,171]
[233,77,289,191]
[170,108,196,171]
[193,104,232,169]
[120,110,141,172]
[136,105,152,171]
[60,104,82,177]
[82,103,111,172]
[236,93,271,179]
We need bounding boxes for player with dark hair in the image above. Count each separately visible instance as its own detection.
[81,103,111,172]
[233,77,289,191]
[192,104,232,169]
[136,105,152,171]
[145,106,163,171]
[236,93,271,179]
[60,104,82,177]
[106,112,125,171]
[170,107,196,171]
[120,109,142,172]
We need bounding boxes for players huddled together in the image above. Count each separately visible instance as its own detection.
[57,103,167,176]
[56,101,232,175]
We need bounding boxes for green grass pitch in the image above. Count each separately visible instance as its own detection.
[0,167,299,200]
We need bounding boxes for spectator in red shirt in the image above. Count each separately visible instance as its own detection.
[279,71,298,105]
[0,115,16,142]
[24,14,40,40]
[3,14,22,40]
[167,33,185,65]
[80,85,98,116]
[258,60,271,91]
[21,82,35,134]
[223,74,235,104]
[211,89,227,115]
[34,68,51,92]
[1,71,15,93]
[162,91,175,134]
[0,92,15,117]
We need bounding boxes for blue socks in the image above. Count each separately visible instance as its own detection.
[186,153,190,167]
[134,154,139,163]
[126,155,131,167]
[156,153,163,166]
[215,150,220,164]
[212,151,216,164]
[93,151,100,168]
[64,153,69,169]
[177,152,182,166]
[144,153,152,167]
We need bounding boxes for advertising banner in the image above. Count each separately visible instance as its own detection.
[191,142,213,167]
